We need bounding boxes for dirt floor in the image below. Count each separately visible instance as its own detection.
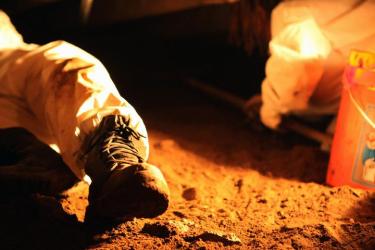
[0,9,374,248]
[0,80,374,249]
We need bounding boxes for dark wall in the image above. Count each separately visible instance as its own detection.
[1,1,267,98]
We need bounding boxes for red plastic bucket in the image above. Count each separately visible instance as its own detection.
[327,50,375,190]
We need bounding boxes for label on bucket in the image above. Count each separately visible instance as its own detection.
[352,104,375,187]
[349,50,375,69]
[345,50,375,89]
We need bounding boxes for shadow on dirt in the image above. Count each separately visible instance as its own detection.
[0,195,124,250]
[0,195,87,250]
[341,192,375,249]
[346,191,375,223]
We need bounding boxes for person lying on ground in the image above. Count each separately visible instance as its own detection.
[0,11,170,221]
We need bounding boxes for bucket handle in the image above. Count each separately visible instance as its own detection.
[348,88,375,129]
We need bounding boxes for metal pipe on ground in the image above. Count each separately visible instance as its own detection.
[186,78,333,147]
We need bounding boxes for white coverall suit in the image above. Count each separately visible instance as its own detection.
[0,11,148,180]
[261,0,375,129]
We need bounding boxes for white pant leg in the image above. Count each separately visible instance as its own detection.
[0,41,149,179]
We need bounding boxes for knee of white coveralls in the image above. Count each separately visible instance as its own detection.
[39,42,150,179]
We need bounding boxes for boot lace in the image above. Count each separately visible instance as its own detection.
[83,115,145,171]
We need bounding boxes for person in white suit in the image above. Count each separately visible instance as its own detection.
[0,11,169,220]
[256,0,375,130]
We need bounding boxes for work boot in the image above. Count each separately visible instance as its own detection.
[83,115,169,220]
[0,128,78,198]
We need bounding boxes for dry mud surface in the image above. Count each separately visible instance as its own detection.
[0,83,374,250]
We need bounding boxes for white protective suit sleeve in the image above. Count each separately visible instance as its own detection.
[260,0,375,129]
[261,16,331,128]
[0,12,148,179]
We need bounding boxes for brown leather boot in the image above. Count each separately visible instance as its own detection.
[82,115,169,221]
